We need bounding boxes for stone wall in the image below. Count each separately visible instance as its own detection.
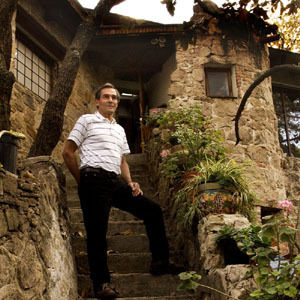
[10,58,101,163]
[283,157,300,246]
[19,0,75,48]
[145,54,177,108]
[168,33,286,207]
[197,214,256,300]
[0,157,77,300]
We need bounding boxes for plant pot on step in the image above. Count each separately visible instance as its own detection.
[198,182,236,215]
[0,131,25,174]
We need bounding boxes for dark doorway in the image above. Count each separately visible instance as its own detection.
[117,93,141,154]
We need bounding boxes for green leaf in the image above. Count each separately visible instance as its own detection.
[283,286,298,298]
[250,289,264,297]
[260,267,270,275]
[280,233,291,242]
[262,215,273,221]
[279,226,297,236]
[265,287,277,295]
[262,226,275,238]
[178,272,193,280]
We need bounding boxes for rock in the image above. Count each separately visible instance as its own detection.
[0,212,8,237]
[5,208,19,231]
[0,284,23,300]
[17,242,45,291]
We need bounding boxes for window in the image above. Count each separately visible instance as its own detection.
[205,67,234,97]
[15,39,51,100]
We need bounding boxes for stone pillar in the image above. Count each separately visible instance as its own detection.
[197,214,256,300]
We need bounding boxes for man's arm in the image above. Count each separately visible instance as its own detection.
[62,140,80,184]
[120,155,143,196]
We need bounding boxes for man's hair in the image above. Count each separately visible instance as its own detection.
[95,83,120,101]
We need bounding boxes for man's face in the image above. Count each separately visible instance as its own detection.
[95,88,119,117]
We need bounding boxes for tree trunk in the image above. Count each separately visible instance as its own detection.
[28,0,126,157]
[0,0,18,130]
[234,64,300,145]
[28,22,96,156]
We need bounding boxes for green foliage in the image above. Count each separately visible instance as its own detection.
[217,212,300,300]
[155,106,227,180]
[272,9,300,52]
[177,271,240,299]
[216,224,271,257]
[149,106,256,228]
[177,271,202,293]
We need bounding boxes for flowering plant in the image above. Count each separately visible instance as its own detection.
[217,200,300,300]
[155,106,227,180]
[250,200,300,300]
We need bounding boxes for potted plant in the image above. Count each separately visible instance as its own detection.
[174,158,256,228]
[0,130,25,173]
[148,106,256,227]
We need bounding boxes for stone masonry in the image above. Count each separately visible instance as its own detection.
[168,32,286,208]
[0,156,77,300]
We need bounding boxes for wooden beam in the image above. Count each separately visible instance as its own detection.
[138,72,145,153]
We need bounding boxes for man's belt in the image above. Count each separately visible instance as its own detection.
[80,167,117,178]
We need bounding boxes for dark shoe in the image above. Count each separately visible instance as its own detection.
[94,283,120,299]
[150,260,185,276]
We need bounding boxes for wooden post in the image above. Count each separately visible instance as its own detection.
[138,72,145,153]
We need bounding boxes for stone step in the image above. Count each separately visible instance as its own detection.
[72,235,149,255]
[71,221,146,236]
[86,297,196,300]
[78,273,185,298]
[68,200,81,208]
[76,252,152,274]
[126,153,148,166]
[67,190,79,202]
[70,208,139,223]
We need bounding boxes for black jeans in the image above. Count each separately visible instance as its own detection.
[78,168,169,287]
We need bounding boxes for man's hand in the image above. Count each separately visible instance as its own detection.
[128,182,143,197]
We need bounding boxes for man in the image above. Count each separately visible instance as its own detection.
[63,83,180,299]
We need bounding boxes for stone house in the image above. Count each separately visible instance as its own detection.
[10,0,300,217]
[1,0,299,299]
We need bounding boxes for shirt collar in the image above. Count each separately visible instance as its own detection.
[95,111,116,124]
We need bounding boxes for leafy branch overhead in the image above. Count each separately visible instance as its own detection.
[162,0,300,18]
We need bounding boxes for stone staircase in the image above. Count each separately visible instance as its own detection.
[65,153,194,300]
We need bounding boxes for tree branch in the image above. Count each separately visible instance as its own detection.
[94,0,126,24]
[233,64,300,145]
[67,0,90,22]
[28,22,96,156]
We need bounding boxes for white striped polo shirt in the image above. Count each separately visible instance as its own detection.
[67,111,130,175]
